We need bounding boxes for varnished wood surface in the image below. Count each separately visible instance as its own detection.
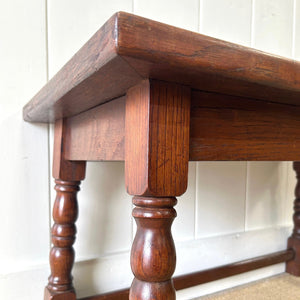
[46,179,80,299]
[174,249,294,290]
[53,119,86,180]
[130,197,177,299]
[44,288,76,300]
[24,12,300,123]
[45,119,86,300]
[190,91,300,160]
[23,13,141,123]
[64,96,125,161]
[64,89,300,162]
[80,289,129,300]
[125,80,190,299]
[125,80,190,196]
[80,249,294,300]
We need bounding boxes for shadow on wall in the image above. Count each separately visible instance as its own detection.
[246,162,287,230]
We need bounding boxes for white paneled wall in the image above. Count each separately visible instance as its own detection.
[295,0,300,59]
[1,1,299,299]
[252,0,294,57]
[196,162,247,239]
[0,1,49,299]
[200,0,252,46]
[47,0,133,77]
[245,162,288,230]
[133,0,199,31]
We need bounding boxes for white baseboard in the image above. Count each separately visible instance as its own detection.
[176,226,291,299]
[0,226,292,300]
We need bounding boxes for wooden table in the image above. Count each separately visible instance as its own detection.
[23,12,300,300]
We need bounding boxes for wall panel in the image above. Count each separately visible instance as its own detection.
[200,0,252,46]
[48,0,133,77]
[0,0,49,298]
[246,162,288,230]
[134,0,199,31]
[252,0,294,56]
[196,162,247,238]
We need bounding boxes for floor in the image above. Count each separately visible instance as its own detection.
[198,273,300,299]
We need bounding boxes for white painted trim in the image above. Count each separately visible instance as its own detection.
[0,226,291,299]
[177,264,285,300]
[74,226,291,298]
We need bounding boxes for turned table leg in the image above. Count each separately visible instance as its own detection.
[130,197,177,299]
[287,161,300,276]
[125,80,191,299]
[45,119,86,300]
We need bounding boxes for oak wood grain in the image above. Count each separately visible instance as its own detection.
[64,89,300,162]
[53,119,86,180]
[125,80,190,299]
[190,90,300,160]
[23,13,142,123]
[46,119,86,300]
[64,97,125,161]
[125,79,190,196]
[24,12,300,123]
[130,197,177,300]
[46,179,80,299]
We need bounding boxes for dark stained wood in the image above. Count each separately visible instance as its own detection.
[64,96,125,161]
[23,12,142,123]
[190,90,300,160]
[130,197,177,300]
[65,89,300,162]
[45,287,76,300]
[45,119,86,300]
[174,249,294,290]
[46,179,80,300]
[80,289,129,300]
[125,80,190,299]
[125,79,190,196]
[286,162,300,276]
[24,12,300,123]
[80,249,294,300]
[53,119,86,180]
[118,14,300,107]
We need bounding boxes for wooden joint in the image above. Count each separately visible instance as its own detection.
[53,118,86,181]
[45,119,86,299]
[125,79,191,197]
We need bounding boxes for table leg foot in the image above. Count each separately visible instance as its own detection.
[44,287,76,300]
[287,238,300,276]
[130,279,176,300]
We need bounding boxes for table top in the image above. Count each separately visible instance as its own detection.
[23,11,300,123]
